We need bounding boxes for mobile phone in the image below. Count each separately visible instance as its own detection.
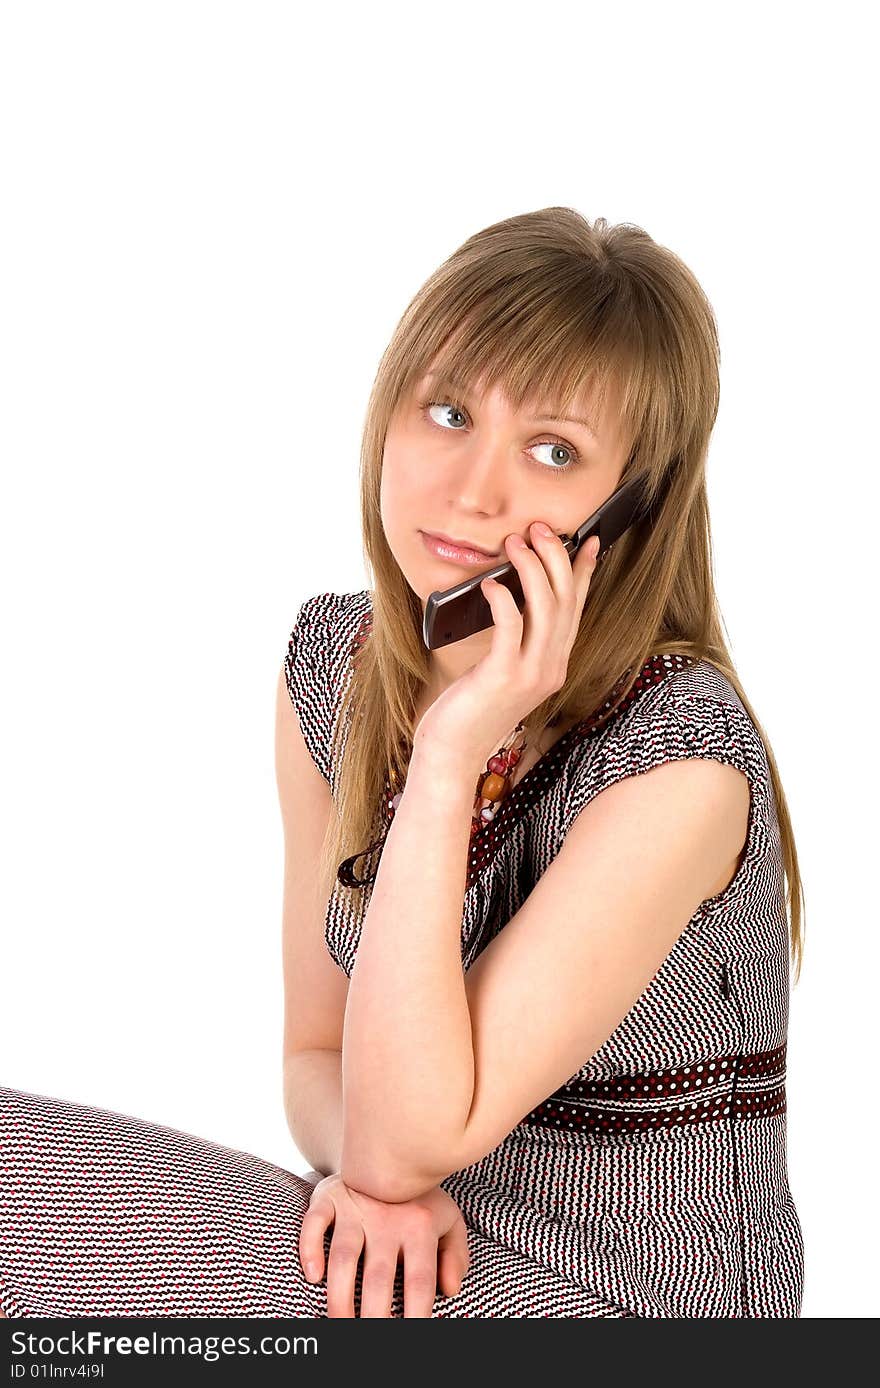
[422,470,661,650]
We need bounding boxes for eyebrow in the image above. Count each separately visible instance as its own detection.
[421,371,600,440]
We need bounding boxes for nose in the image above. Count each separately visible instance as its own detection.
[448,435,510,513]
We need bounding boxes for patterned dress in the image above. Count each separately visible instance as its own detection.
[0,588,804,1318]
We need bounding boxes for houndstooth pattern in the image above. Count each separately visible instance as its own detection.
[0,1086,630,1318]
[288,590,804,1318]
[0,588,803,1319]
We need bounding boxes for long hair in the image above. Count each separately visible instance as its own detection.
[316,207,805,983]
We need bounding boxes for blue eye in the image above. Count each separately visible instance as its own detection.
[419,399,581,476]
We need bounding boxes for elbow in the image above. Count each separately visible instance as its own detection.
[339,1151,396,1203]
[340,1136,448,1205]
[339,1165,419,1204]
[341,1163,447,1204]
[339,1127,401,1203]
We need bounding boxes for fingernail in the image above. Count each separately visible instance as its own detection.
[304,1260,320,1282]
[534,521,553,537]
[588,535,600,559]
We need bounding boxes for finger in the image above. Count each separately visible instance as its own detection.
[572,531,601,609]
[298,1197,333,1283]
[558,534,600,648]
[437,1220,470,1298]
[480,570,524,664]
[324,1222,365,1319]
[527,520,579,605]
[357,1240,400,1320]
[436,1243,464,1299]
[497,530,556,657]
[533,525,600,646]
[531,521,599,609]
[444,1215,471,1275]
[400,1235,444,1319]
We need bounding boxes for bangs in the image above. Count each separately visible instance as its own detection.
[401,282,656,460]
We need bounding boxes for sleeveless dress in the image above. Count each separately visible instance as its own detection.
[0,588,804,1319]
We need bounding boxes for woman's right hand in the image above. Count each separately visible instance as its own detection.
[298,1171,470,1318]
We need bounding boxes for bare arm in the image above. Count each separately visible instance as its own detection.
[342,740,750,1202]
[276,651,442,1202]
[283,1047,344,1180]
[340,737,477,1198]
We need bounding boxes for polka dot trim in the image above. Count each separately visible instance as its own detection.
[521,1043,787,1134]
[346,605,698,894]
[462,652,696,888]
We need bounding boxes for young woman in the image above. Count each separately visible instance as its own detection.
[0,208,805,1319]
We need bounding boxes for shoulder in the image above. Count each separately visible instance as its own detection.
[660,658,768,780]
[284,588,371,683]
[563,656,771,840]
[286,588,371,656]
[283,589,372,782]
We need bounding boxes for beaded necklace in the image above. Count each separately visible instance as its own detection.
[336,720,530,889]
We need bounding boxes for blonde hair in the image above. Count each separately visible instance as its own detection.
[316,206,804,983]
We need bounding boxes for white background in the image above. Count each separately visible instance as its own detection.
[1,1,876,1319]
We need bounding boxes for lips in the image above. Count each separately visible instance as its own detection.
[422,530,500,558]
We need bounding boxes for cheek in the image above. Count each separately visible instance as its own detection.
[381,444,431,526]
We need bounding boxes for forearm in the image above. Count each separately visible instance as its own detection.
[283,1048,346,1178]
[340,734,479,1198]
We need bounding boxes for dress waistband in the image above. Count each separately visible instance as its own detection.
[522,1043,787,1135]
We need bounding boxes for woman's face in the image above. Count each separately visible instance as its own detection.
[380,366,632,683]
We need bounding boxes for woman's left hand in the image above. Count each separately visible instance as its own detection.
[414,521,601,775]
